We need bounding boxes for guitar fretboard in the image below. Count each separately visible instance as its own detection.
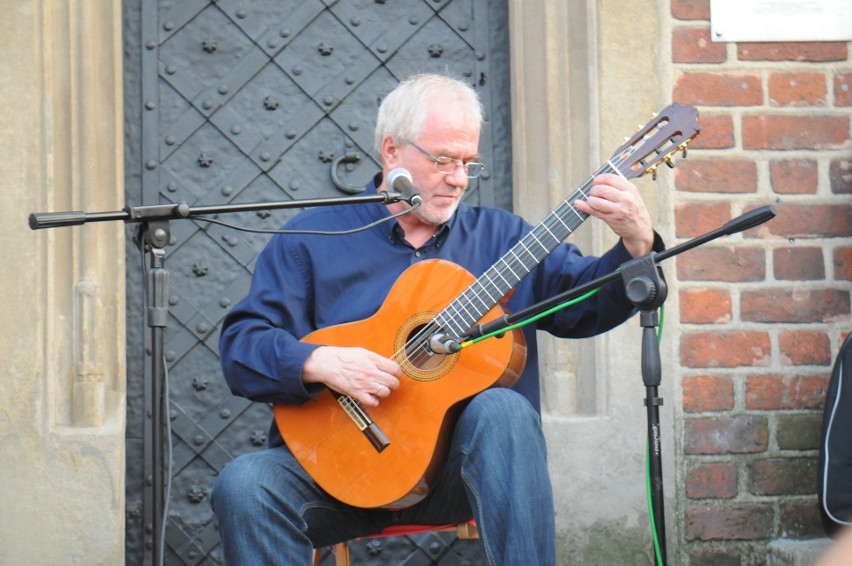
[432,161,621,339]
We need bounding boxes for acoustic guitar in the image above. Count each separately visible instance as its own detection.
[274,103,700,509]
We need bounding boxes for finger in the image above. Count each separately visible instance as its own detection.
[374,383,391,398]
[364,350,402,377]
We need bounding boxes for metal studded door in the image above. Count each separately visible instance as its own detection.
[124,1,511,564]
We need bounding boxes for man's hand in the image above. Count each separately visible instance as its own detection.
[573,173,654,258]
[302,346,401,407]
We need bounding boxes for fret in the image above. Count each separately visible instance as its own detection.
[438,303,472,337]
[567,202,585,222]
[460,286,489,318]
[517,241,537,264]
[489,268,512,294]
[508,249,531,273]
[499,257,520,281]
[453,300,477,327]
[540,222,561,244]
[528,231,549,253]
[552,214,571,232]
[465,283,491,314]
[441,315,467,338]
[481,271,505,300]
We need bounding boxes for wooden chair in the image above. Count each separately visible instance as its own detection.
[312,520,479,566]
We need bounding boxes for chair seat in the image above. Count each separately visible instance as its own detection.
[313,520,478,566]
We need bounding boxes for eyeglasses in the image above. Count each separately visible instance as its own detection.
[411,143,486,179]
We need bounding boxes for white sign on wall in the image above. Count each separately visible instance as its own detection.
[711,0,852,42]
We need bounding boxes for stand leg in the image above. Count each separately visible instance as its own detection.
[143,227,169,566]
[645,384,667,565]
[641,316,666,565]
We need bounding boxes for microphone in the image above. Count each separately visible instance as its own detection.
[428,333,462,354]
[386,168,423,206]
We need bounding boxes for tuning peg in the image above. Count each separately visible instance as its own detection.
[678,142,689,158]
[648,165,658,181]
[663,155,675,169]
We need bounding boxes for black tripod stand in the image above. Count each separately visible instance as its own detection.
[620,253,669,564]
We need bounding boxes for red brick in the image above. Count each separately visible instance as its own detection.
[745,373,830,410]
[674,72,763,106]
[687,113,735,150]
[768,72,827,106]
[741,288,850,323]
[742,114,851,150]
[773,247,825,280]
[830,158,852,194]
[680,288,732,324]
[770,159,818,195]
[683,374,735,412]
[675,202,731,238]
[676,247,765,282]
[835,73,852,107]
[675,159,757,193]
[687,462,738,499]
[671,0,710,21]
[779,330,831,366]
[749,457,818,496]
[738,42,848,62]
[780,499,824,538]
[757,203,852,239]
[673,27,727,64]
[835,247,852,281]
[686,503,774,540]
[681,332,771,368]
[685,416,769,455]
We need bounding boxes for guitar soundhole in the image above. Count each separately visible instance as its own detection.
[395,315,458,382]
[405,324,444,370]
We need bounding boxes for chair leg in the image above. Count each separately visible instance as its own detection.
[334,541,351,566]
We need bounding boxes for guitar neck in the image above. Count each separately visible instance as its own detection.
[434,161,622,338]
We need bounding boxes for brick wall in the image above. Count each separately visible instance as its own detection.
[669,0,852,563]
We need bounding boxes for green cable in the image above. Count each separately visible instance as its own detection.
[457,287,602,349]
[646,440,664,566]
[648,303,665,565]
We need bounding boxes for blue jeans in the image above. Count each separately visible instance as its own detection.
[211,388,556,565]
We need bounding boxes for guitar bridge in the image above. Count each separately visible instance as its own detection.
[335,393,390,453]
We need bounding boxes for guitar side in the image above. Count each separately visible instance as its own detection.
[275,259,527,509]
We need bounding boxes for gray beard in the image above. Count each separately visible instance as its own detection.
[415,201,459,226]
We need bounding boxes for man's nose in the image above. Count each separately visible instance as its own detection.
[444,163,469,188]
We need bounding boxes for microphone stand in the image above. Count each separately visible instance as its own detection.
[28,191,415,566]
[463,205,777,566]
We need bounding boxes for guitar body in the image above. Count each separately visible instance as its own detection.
[274,259,527,509]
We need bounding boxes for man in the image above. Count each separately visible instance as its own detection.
[212,73,661,565]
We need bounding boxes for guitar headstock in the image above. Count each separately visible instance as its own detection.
[611,103,700,181]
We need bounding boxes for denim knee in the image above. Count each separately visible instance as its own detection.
[465,388,542,432]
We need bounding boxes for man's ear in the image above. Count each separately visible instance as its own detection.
[381,134,401,167]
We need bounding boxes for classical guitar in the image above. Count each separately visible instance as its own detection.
[275,103,700,509]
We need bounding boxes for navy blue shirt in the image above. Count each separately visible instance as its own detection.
[219,175,660,446]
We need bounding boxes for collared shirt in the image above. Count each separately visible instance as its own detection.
[219,174,662,447]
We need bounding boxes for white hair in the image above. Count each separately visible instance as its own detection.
[374,74,484,156]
